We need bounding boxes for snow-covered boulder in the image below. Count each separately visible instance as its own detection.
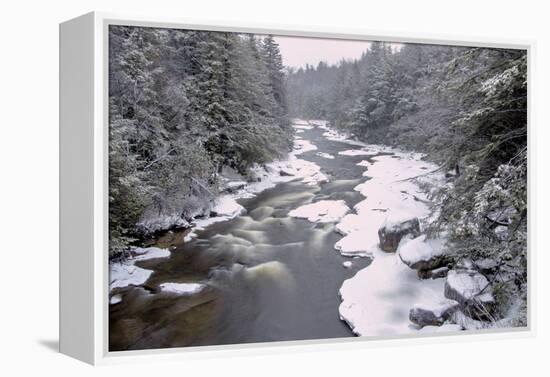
[444,270,496,319]
[289,200,350,223]
[398,235,447,271]
[378,216,421,253]
[342,261,353,269]
[409,299,459,327]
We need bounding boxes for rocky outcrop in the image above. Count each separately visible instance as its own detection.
[409,299,460,327]
[378,217,421,253]
[444,270,496,320]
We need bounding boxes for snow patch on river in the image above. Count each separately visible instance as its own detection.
[289,200,350,223]
[110,246,172,292]
[293,139,318,155]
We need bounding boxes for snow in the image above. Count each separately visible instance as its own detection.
[159,282,205,295]
[289,200,350,223]
[225,180,247,190]
[132,246,171,262]
[338,149,379,157]
[335,213,363,236]
[322,128,367,146]
[211,195,245,217]
[316,152,335,159]
[110,247,172,291]
[276,156,328,186]
[110,263,154,290]
[398,235,446,267]
[137,214,189,235]
[110,294,122,305]
[380,211,418,231]
[418,324,463,333]
[343,261,353,269]
[292,124,314,130]
[339,247,447,336]
[182,195,246,242]
[411,299,459,318]
[356,160,372,168]
[327,128,449,336]
[293,139,317,155]
[445,270,494,303]
[309,120,329,127]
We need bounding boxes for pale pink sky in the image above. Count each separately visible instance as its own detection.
[274,36,372,69]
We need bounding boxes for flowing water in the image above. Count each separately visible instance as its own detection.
[109,125,380,351]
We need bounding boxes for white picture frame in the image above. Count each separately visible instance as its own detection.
[59,11,534,365]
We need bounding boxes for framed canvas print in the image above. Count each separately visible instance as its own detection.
[59,12,532,365]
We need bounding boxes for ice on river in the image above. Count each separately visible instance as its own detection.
[289,200,350,223]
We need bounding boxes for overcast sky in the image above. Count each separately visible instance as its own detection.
[274,35,372,69]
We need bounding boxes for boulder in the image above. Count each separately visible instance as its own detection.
[409,299,459,327]
[398,234,447,270]
[378,217,421,253]
[444,270,496,320]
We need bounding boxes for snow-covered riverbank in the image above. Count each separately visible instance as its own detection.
[304,121,474,336]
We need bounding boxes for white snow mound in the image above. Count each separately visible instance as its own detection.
[160,282,205,295]
[289,200,350,223]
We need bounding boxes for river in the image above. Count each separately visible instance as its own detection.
[109,122,398,351]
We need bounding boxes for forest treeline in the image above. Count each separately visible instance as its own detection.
[287,42,527,322]
[109,26,292,255]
